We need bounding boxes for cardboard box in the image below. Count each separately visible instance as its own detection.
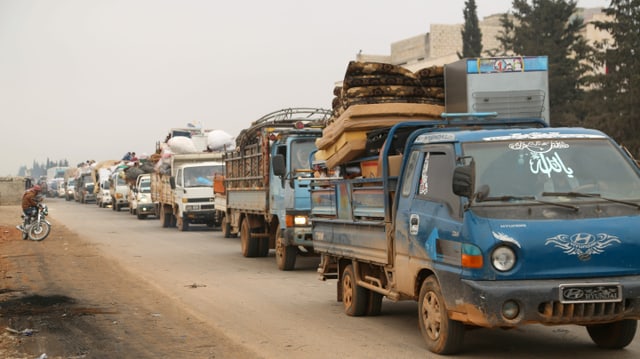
[360,160,378,178]
[377,154,403,177]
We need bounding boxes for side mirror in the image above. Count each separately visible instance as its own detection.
[272,154,286,177]
[452,160,475,198]
[169,176,176,190]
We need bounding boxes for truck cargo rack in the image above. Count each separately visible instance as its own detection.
[235,108,332,146]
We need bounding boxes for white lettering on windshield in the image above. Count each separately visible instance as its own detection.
[530,151,574,178]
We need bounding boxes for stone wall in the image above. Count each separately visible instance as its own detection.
[0,177,27,206]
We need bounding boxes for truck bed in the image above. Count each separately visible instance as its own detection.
[311,178,390,265]
[226,188,268,213]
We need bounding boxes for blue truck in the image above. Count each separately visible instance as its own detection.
[219,108,332,270]
[312,117,640,354]
[311,58,640,354]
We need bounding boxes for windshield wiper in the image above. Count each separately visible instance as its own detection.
[476,195,579,211]
[542,191,640,209]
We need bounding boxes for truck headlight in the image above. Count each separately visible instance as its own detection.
[294,215,309,226]
[492,246,516,272]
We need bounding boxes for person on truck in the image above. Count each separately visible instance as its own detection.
[17,184,42,230]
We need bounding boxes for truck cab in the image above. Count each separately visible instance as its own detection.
[312,119,640,354]
[129,173,155,219]
[172,161,224,230]
[109,168,129,211]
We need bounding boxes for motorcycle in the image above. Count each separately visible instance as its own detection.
[18,202,51,241]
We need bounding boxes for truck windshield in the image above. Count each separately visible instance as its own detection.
[291,139,315,174]
[184,165,224,188]
[464,138,640,201]
[139,179,151,193]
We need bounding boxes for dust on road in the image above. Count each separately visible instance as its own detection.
[0,205,257,359]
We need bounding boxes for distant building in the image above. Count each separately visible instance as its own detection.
[356,8,610,71]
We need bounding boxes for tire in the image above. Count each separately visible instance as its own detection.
[342,264,368,316]
[418,276,465,355]
[221,215,232,238]
[366,291,384,316]
[258,237,269,257]
[275,228,296,271]
[587,320,637,349]
[160,206,171,228]
[28,221,51,241]
[178,215,189,231]
[137,212,147,220]
[240,217,258,257]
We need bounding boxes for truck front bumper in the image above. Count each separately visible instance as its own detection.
[284,226,313,247]
[447,275,640,328]
[184,210,215,223]
[137,203,156,215]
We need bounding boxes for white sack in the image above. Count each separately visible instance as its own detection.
[207,130,235,151]
[168,136,198,154]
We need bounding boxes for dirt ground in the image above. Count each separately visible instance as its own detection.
[0,205,257,359]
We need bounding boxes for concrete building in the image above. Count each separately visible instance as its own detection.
[357,8,609,71]
[0,177,28,206]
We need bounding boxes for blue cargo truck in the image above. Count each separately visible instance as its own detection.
[219,108,332,270]
[311,58,640,354]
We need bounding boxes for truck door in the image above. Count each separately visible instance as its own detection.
[394,144,463,293]
[270,145,286,216]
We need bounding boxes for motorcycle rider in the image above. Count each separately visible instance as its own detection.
[17,184,42,231]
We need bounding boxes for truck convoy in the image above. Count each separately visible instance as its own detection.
[218,108,332,270]
[151,133,225,231]
[310,57,640,354]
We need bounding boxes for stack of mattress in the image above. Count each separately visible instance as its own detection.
[317,61,445,169]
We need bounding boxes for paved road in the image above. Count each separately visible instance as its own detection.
[49,198,639,358]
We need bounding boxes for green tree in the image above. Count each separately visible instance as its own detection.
[459,0,483,58]
[586,0,640,154]
[509,0,591,125]
[489,12,516,56]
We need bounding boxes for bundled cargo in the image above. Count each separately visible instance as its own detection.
[317,61,445,170]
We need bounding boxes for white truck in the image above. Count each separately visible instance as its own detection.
[151,152,225,231]
[109,167,130,211]
[129,173,156,219]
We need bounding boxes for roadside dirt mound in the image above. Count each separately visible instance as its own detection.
[0,206,256,359]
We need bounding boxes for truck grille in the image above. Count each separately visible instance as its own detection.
[538,300,631,323]
[186,198,214,203]
[201,204,215,210]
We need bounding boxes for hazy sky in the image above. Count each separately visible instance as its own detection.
[0,0,608,176]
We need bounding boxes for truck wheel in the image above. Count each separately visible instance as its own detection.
[160,206,171,228]
[587,320,637,349]
[178,215,189,231]
[258,237,269,257]
[418,276,465,355]
[240,218,259,257]
[275,229,296,271]
[366,291,383,316]
[342,264,368,316]
[221,215,233,238]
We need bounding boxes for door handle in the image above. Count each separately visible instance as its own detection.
[410,214,419,235]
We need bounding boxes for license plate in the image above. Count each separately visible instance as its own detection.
[559,283,622,303]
